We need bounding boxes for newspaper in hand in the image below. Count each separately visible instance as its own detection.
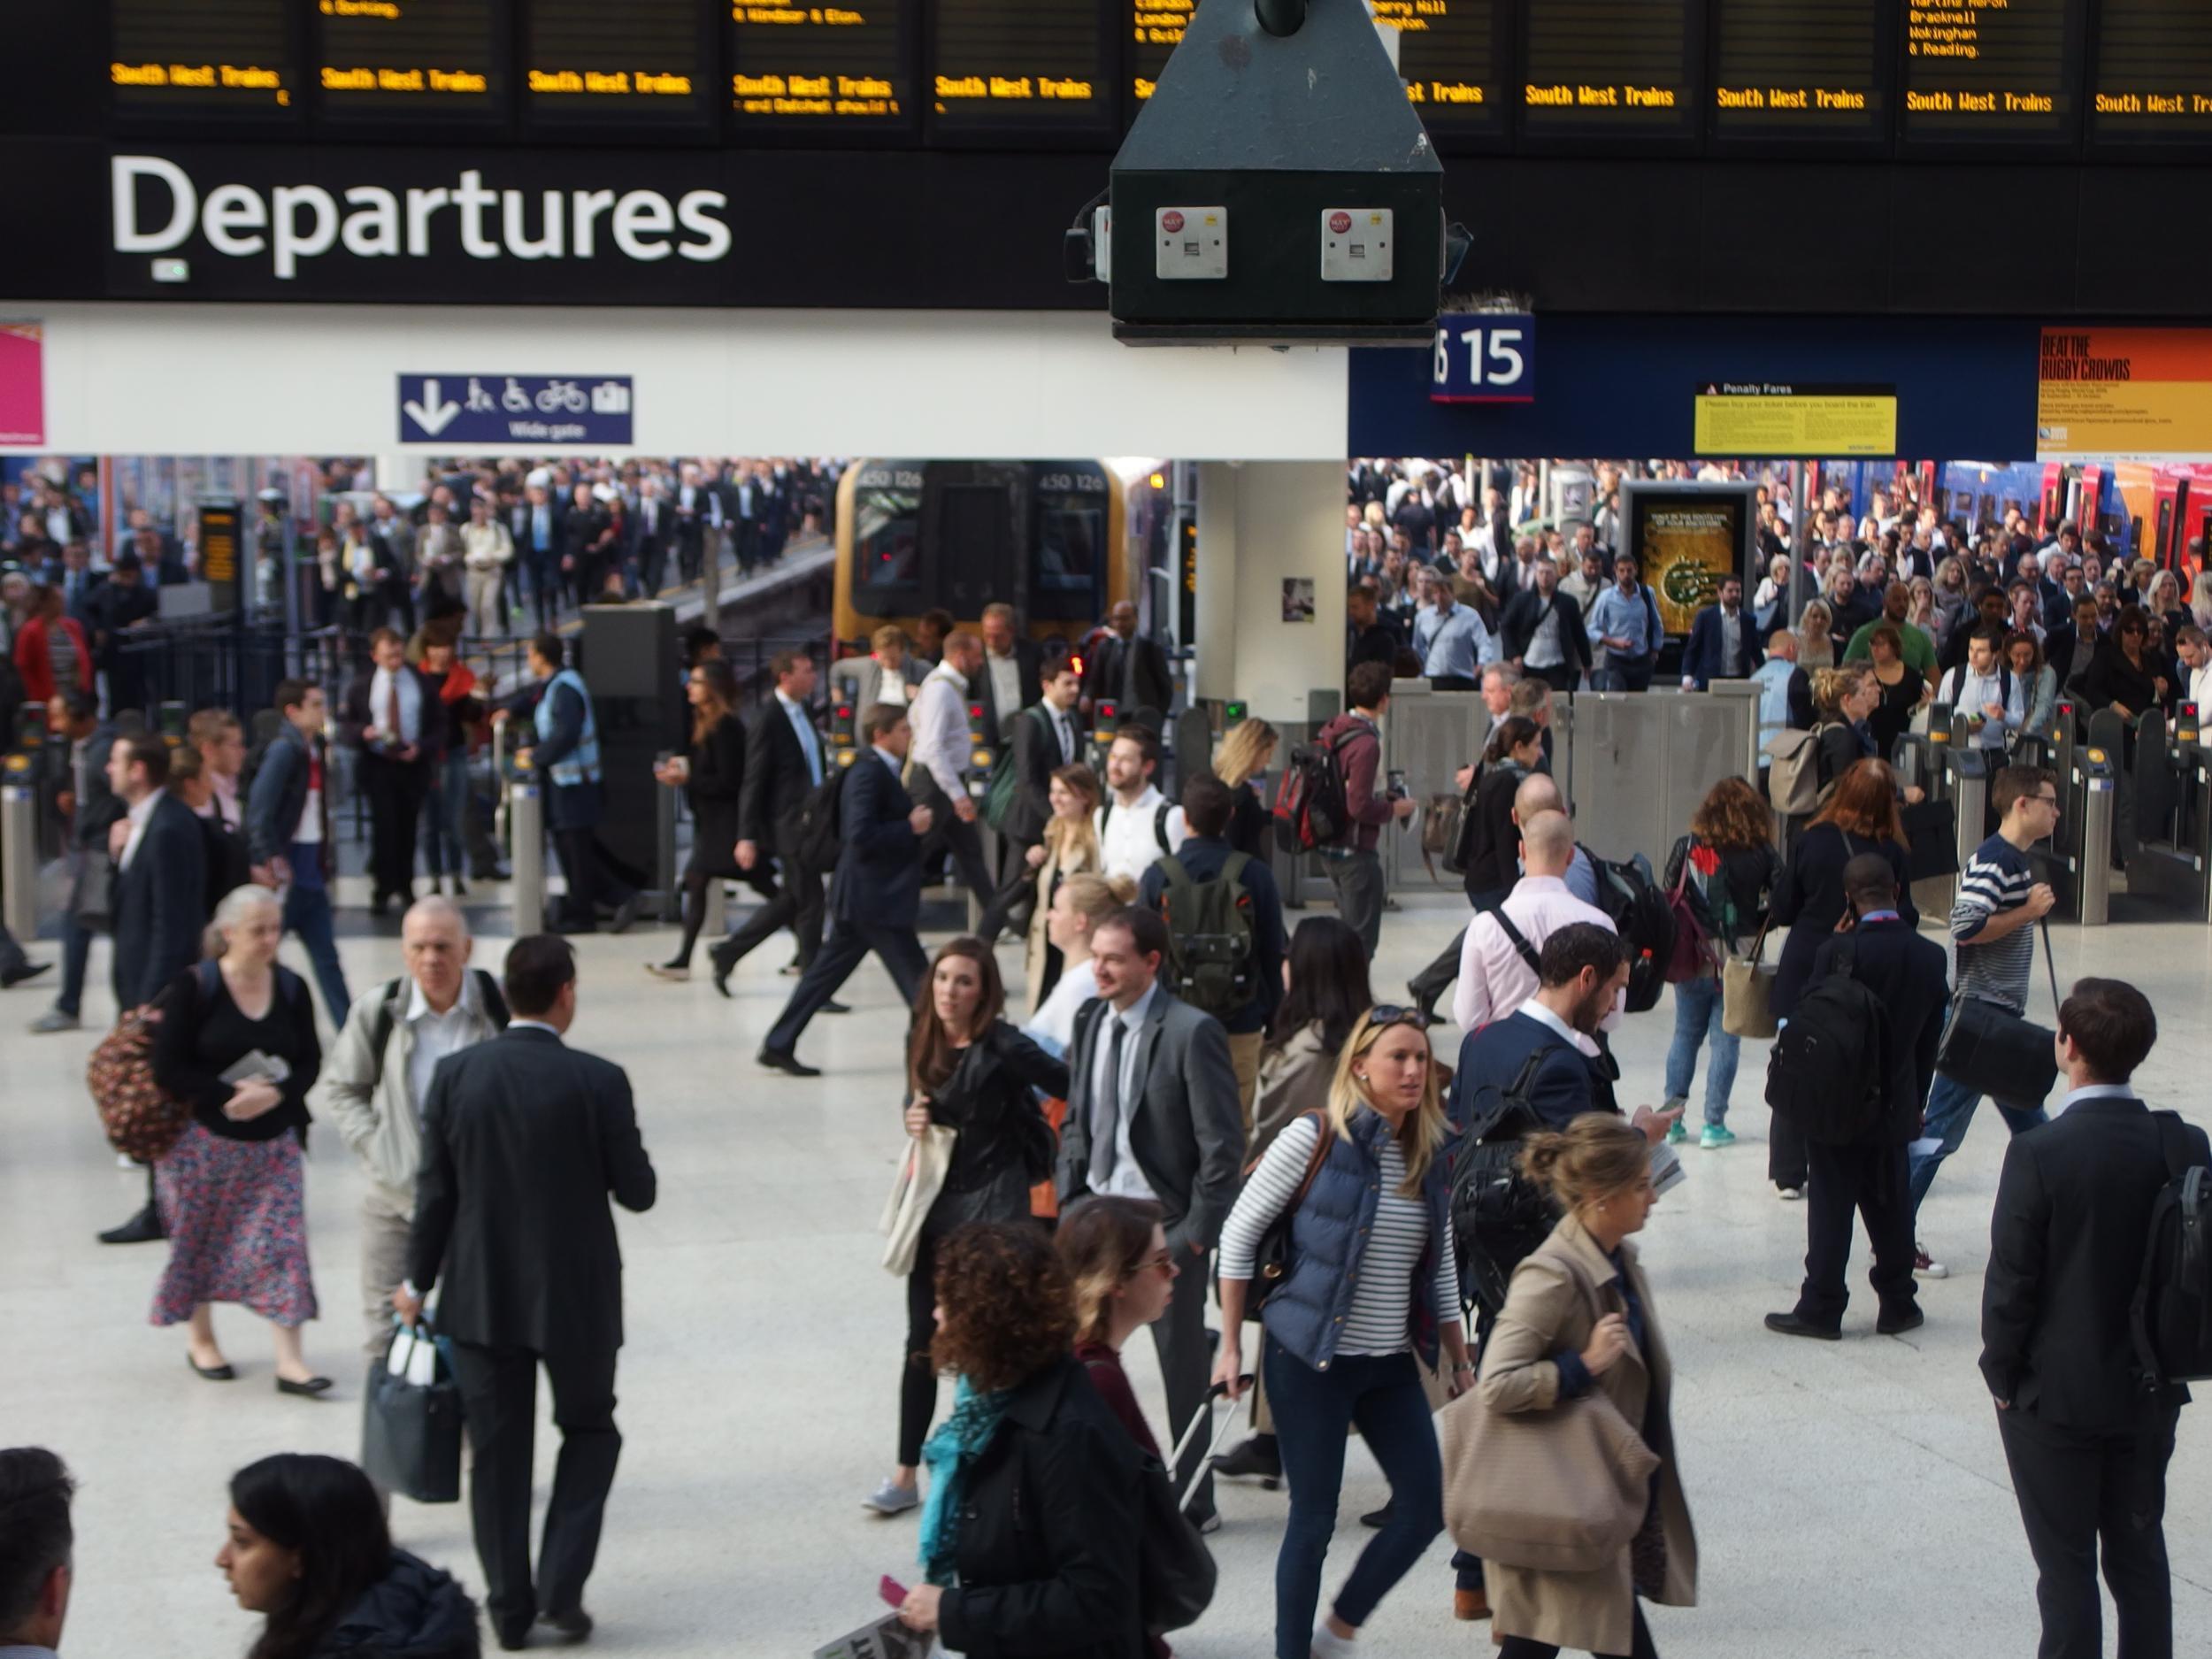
[813,1611,933,1659]
[219,1049,293,1087]
[1648,1139,1686,1197]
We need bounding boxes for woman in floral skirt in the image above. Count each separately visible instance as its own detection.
[150,884,328,1394]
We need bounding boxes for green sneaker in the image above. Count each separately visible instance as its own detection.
[1664,1120,1687,1145]
[1700,1125,1739,1149]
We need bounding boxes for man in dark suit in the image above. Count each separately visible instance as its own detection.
[2044,593,2104,693]
[342,628,442,919]
[511,484,565,632]
[29,691,119,1035]
[710,649,831,993]
[1056,906,1244,1525]
[672,464,720,587]
[1448,924,1655,1136]
[1345,580,1402,684]
[97,733,208,1246]
[1498,559,1593,693]
[397,934,657,1652]
[1678,574,1763,690]
[1766,856,1948,1341]
[1982,977,2201,1659]
[82,553,157,717]
[757,703,934,1075]
[1081,600,1173,724]
[977,657,1083,943]
[975,603,1046,740]
[626,477,675,597]
[559,484,614,611]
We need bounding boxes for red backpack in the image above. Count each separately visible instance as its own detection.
[1272,726,1363,854]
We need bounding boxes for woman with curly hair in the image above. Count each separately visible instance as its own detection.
[1658,778,1783,1150]
[892,1222,1146,1657]
[865,939,1067,1518]
[1212,1008,1471,1658]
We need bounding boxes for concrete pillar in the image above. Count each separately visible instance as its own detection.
[1192,461,1348,725]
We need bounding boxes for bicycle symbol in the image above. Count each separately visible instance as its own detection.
[535,380,588,414]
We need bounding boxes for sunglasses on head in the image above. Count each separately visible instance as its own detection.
[1368,1004,1435,1031]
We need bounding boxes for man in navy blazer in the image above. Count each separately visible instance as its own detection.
[1678,575,1763,691]
[757,703,934,1075]
[1981,978,2202,1659]
[1767,855,1948,1342]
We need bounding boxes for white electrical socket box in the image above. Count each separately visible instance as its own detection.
[1319,208,1393,281]
[1155,206,1227,280]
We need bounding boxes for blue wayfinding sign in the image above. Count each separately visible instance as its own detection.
[397,374,634,443]
[1431,314,1534,404]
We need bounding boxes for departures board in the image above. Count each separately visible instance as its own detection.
[93,0,2212,155]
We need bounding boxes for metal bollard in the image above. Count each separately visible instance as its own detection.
[1,756,37,941]
[2078,752,2116,927]
[508,761,547,936]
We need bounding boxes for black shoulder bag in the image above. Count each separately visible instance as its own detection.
[1934,916,2062,1106]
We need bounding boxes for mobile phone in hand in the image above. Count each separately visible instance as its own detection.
[879,1575,910,1609]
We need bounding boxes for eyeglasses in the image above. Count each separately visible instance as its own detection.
[1137,1250,1176,1277]
[2032,794,2062,810]
[1368,1004,1435,1031]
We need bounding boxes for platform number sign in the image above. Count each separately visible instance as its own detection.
[1431,314,1534,404]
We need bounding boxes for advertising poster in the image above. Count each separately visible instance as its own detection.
[0,322,43,447]
[1623,485,1750,636]
[2037,327,2212,461]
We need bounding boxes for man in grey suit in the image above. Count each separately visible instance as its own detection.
[1057,905,1245,1526]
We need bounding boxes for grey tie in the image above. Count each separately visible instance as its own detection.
[1056,714,1074,764]
[1088,1017,1128,1189]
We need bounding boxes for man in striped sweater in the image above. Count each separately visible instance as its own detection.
[1906,766,2062,1278]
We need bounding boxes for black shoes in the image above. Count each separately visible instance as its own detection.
[1763,1311,1842,1342]
[538,1608,594,1643]
[188,1355,236,1382]
[709,946,736,998]
[277,1375,334,1397]
[820,999,852,1015]
[1876,1304,1925,1337]
[757,1048,821,1078]
[99,1202,165,1246]
[1360,1498,1394,1529]
[0,961,50,988]
[1210,1434,1282,1488]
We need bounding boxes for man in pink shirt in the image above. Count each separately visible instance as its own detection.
[1452,807,1623,1034]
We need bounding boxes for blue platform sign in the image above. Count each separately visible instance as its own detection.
[1431,315,1535,404]
[397,374,634,444]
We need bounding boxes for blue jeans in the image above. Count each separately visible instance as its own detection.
[1663,974,1739,1127]
[422,749,470,879]
[54,906,94,1017]
[1264,1338,1441,1656]
[1908,1069,2047,1215]
[282,879,352,1025]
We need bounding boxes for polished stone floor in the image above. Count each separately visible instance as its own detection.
[4,882,2207,1656]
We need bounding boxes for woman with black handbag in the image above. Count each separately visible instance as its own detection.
[1211,1007,1472,1659]
[864,938,1069,1518]
[889,1222,1146,1657]
[1463,718,1543,912]
[648,661,761,979]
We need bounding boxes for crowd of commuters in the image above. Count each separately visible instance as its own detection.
[3,481,2206,1659]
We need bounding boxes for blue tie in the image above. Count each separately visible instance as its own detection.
[794,706,822,786]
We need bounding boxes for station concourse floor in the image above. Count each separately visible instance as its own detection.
[4,885,2208,1657]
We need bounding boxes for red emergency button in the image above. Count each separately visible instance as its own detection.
[1162,210,1185,233]
[1329,211,1352,234]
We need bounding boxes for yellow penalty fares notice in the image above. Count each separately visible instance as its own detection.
[1693,382,1896,457]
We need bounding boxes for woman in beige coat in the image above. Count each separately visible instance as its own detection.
[1476,1114,1697,1658]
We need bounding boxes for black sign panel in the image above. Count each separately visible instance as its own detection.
[110,0,298,117]
[316,0,507,123]
[1899,0,2084,146]
[1518,0,1701,142]
[1128,0,1192,109]
[1389,0,1510,145]
[525,0,713,130]
[927,0,1114,140]
[2091,0,2212,146]
[1710,0,1889,142]
[728,0,917,135]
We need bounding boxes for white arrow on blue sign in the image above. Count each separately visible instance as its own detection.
[396,374,634,444]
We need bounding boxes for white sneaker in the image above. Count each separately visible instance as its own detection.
[861,1478,919,1516]
[1310,1624,1357,1659]
[1913,1243,1950,1279]
[1776,1185,1804,1202]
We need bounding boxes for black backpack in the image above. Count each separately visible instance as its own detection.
[1763,943,1888,1145]
[1449,1044,1563,1317]
[796,764,849,875]
[1156,852,1256,1018]
[367,970,511,1090]
[1584,848,1674,1015]
[2130,1113,2212,1387]
[1272,726,1362,854]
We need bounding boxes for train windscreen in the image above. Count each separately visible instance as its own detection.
[851,481,923,612]
[1033,480,1107,622]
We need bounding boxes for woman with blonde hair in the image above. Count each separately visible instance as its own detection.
[1023,870,1136,1054]
[1474,1113,1697,1658]
[1024,762,1103,1010]
[1932,555,1971,642]
[1214,1008,1471,1659]
[150,884,327,1394]
[1215,717,1281,858]
[2189,567,2212,633]
[1793,599,1835,671]
[1903,573,1939,641]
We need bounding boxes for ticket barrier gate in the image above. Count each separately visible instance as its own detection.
[2120,703,2210,919]
[2038,735,2116,926]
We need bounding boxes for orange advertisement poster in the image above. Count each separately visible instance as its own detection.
[2037,327,2212,461]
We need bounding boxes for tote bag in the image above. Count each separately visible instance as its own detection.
[1438,1382,1660,1574]
[879,1124,956,1277]
[1934,918,2062,1106]
[361,1319,464,1504]
[1721,918,1779,1039]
